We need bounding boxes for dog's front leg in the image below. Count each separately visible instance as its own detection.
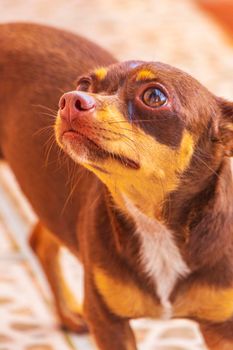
[84,278,137,350]
[30,222,87,333]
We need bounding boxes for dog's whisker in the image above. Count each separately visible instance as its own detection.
[192,153,220,178]
[32,103,58,114]
[57,87,70,95]
[100,122,140,135]
[57,147,68,169]
[33,125,54,137]
[61,164,84,214]
[43,133,57,167]
[107,119,159,125]
[40,112,57,119]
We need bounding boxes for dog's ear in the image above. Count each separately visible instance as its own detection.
[217,98,233,157]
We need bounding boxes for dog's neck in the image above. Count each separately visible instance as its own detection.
[110,186,164,220]
[108,158,233,271]
[177,159,233,268]
[164,158,233,269]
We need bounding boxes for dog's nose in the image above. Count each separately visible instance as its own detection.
[59,91,95,121]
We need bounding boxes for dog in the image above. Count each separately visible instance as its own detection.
[1,23,233,350]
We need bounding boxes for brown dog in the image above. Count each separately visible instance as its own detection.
[1,23,233,350]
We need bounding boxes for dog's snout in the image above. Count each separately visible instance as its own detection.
[59,91,95,121]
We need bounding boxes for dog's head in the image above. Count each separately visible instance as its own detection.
[55,61,233,217]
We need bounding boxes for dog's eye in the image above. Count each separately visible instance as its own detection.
[77,78,91,92]
[142,87,167,107]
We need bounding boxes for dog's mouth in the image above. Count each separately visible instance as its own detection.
[62,130,140,170]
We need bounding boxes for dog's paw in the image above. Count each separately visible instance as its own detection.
[59,309,89,334]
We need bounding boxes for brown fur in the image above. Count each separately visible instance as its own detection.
[1,23,233,350]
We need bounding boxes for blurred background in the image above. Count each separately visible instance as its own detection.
[0,1,233,349]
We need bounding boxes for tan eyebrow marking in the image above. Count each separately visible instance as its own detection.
[136,70,156,81]
[95,67,108,80]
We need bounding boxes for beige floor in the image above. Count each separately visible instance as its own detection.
[0,0,233,349]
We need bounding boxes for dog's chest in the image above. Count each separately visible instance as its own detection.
[125,198,190,318]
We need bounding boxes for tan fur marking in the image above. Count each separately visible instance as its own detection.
[95,67,108,80]
[94,267,233,322]
[174,285,233,322]
[223,122,233,132]
[136,70,156,81]
[94,267,162,318]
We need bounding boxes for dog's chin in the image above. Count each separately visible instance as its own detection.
[61,131,107,164]
[61,130,140,170]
